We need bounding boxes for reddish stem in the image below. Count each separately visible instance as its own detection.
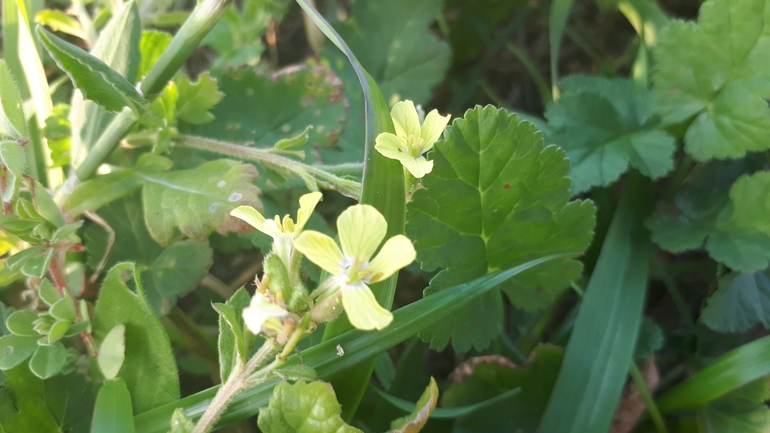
[48,252,99,356]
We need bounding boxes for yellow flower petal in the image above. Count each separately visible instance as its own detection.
[294,230,345,275]
[368,235,416,283]
[400,156,434,178]
[375,133,410,163]
[295,191,323,233]
[391,100,421,139]
[337,204,386,260]
[419,110,450,152]
[231,206,282,237]
[242,293,288,334]
[341,284,393,330]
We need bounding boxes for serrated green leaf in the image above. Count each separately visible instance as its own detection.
[175,73,223,125]
[546,76,676,193]
[257,380,363,433]
[648,170,770,272]
[37,26,147,114]
[28,342,66,379]
[93,263,179,413]
[652,0,770,161]
[0,60,27,139]
[43,104,71,169]
[701,269,770,333]
[0,141,26,203]
[5,310,39,337]
[333,0,449,106]
[217,287,250,383]
[69,0,141,166]
[407,106,596,352]
[98,324,126,380]
[0,335,38,369]
[192,64,348,164]
[34,9,87,40]
[138,30,172,81]
[141,159,262,245]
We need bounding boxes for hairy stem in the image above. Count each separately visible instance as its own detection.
[193,340,278,433]
[176,135,362,199]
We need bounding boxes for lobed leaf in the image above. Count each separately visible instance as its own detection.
[407,105,596,352]
[546,76,675,193]
[701,269,770,333]
[652,0,770,160]
[648,170,770,272]
[175,73,224,125]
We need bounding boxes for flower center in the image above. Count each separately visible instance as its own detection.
[404,135,425,158]
[343,257,373,284]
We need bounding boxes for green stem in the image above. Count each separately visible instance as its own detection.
[175,134,362,199]
[141,0,234,96]
[192,339,278,433]
[75,108,137,181]
[506,42,552,106]
[630,363,668,433]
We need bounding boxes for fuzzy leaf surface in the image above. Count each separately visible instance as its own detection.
[37,27,147,114]
[92,263,179,413]
[407,106,596,352]
[546,76,675,193]
[652,0,770,160]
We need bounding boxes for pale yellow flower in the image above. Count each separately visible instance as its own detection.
[231,191,322,266]
[374,100,450,178]
[242,292,289,335]
[294,205,415,331]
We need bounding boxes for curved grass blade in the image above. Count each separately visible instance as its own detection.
[133,254,567,432]
[549,0,575,99]
[538,171,652,433]
[295,0,406,418]
[369,383,522,420]
[656,335,770,414]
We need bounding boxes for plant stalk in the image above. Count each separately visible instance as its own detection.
[175,134,362,199]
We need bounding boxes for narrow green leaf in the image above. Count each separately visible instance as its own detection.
[538,172,651,433]
[98,324,126,380]
[657,335,770,413]
[39,278,62,306]
[549,0,575,99]
[37,27,148,114]
[216,288,250,383]
[0,60,28,139]
[92,379,136,433]
[296,0,405,418]
[12,0,52,127]
[133,254,565,431]
[28,342,66,379]
[93,263,179,413]
[69,0,141,167]
[34,10,88,40]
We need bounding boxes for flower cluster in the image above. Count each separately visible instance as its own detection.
[231,193,416,336]
[374,100,450,178]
